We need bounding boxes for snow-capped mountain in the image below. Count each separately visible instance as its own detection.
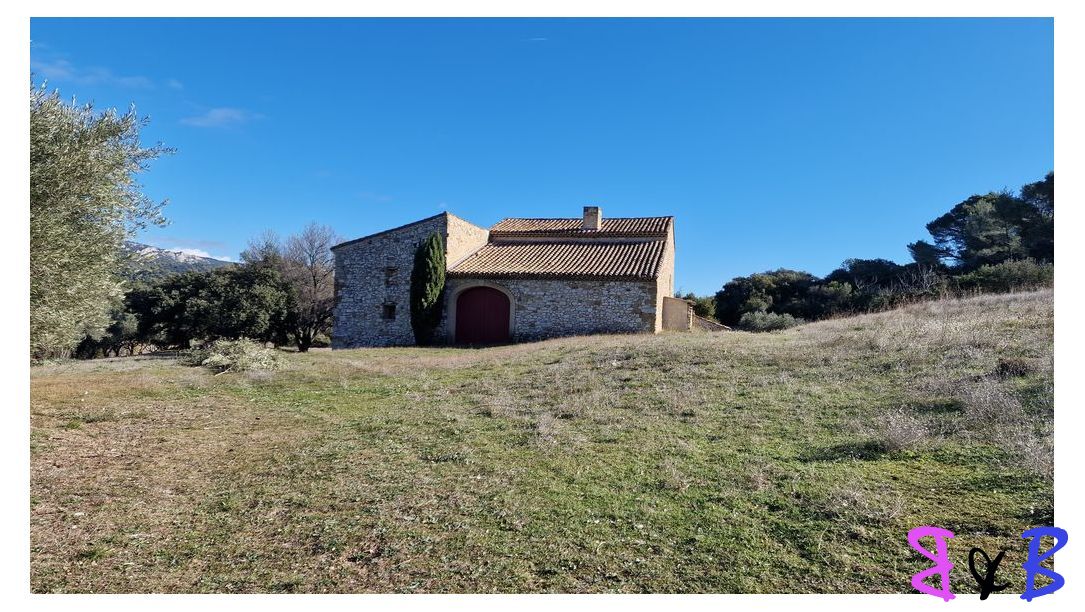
[121,241,234,281]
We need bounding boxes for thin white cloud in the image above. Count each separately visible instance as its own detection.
[166,78,184,90]
[525,37,549,42]
[31,57,154,89]
[180,107,260,128]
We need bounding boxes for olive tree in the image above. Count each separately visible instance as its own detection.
[30,82,170,359]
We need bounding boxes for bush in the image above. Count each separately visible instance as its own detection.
[804,280,855,319]
[878,407,930,452]
[959,377,1025,428]
[182,338,283,373]
[714,269,818,326]
[995,357,1034,379]
[955,377,1051,479]
[737,310,804,332]
[955,259,1053,293]
[129,266,294,349]
[678,293,716,320]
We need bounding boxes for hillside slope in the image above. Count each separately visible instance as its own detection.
[30,290,1053,593]
[120,241,234,281]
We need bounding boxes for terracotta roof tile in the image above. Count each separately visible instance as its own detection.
[449,240,666,280]
[489,216,671,237]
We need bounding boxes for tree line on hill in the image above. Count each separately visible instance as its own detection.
[680,172,1054,330]
[29,77,1055,359]
[30,80,340,359]
[72,225,338,358]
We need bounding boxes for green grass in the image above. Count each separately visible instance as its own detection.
[29,290,1054,593]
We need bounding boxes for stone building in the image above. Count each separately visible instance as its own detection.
[331,206,692,347]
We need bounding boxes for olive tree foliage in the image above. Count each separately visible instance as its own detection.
[30,82,171,359]
[241,223,339,352]
[410,232,446,345]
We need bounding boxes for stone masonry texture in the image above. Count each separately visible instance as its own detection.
[445,277,657,343]
[332,211,675,347]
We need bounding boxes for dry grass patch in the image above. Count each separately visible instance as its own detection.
[31,290,1054,593]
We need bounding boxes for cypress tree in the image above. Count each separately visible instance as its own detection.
[409,232,446,345]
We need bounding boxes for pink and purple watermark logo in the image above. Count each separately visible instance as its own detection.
[908,525,1067,601]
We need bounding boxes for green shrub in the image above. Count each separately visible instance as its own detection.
[737,310,805,332]
[182,338,283,373]
[714,269,817,326]
[955,259,1054,293]
[678,292,717,320]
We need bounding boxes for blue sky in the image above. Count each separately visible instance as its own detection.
[30,18,1053,295]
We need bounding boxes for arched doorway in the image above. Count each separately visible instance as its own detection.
[455,286,511,345]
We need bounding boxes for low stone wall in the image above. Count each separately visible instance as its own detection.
[692,315,731,332]
[661,296,692,331]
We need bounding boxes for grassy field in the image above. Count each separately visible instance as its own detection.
[30,290,1054,593]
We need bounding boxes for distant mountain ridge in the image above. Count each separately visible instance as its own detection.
[121,241,234,281]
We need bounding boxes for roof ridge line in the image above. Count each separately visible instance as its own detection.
[331,211,451,250]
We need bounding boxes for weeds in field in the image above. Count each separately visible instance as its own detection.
[30,290,1054,593]
[876,407,931,452]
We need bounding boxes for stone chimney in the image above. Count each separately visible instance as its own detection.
[582,206,602,230]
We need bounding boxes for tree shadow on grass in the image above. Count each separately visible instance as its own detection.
[912,398,965,415]
[799,439,889,462]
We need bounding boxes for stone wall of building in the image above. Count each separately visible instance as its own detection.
[445,213,490,267]
[333,212,676,347]
[445,277,658,342]
[653,224,676,332]
[332,214,450,348]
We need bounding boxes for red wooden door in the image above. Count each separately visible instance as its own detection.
[455,287,511,345]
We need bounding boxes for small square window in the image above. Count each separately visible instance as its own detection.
[381,303,396,320]
[384,267,397,287]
